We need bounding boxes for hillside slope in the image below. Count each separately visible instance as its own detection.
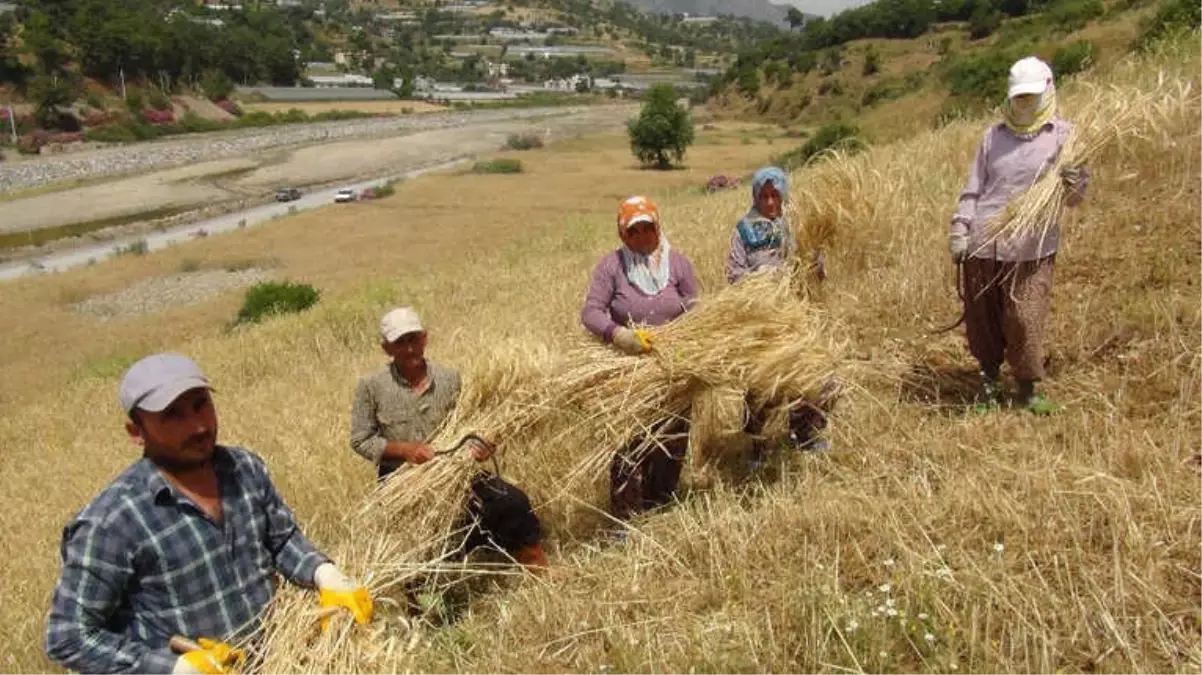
[0,25,1197,675]
[703,0,1192,142]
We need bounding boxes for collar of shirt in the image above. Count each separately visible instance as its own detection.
[140,447,235,506]
[389,361,436,396]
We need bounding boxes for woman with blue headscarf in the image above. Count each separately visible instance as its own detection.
[726,166,797,284]
[727,166,839,466]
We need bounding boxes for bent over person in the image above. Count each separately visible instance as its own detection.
[45,353,371,675]
[949,56,1089,414]
[350,307,548,570]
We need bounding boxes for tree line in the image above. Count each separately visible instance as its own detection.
[1,0,314,99]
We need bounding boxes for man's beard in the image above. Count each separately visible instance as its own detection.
[145,434,216,471]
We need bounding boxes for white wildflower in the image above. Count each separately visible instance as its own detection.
[884,557,895,567]
[845,619,859,633]
[885,598,895,608]
[993,542,1005,554]
[878,583,891,593]
[924,632,936,643]
[918,613,930,620]
[886,608,899,617]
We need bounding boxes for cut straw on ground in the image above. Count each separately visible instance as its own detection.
[244,271,857,672]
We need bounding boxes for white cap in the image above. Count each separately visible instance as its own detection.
[119,353,211,414]
[380,307,424,343]
[1008,56,1053,98]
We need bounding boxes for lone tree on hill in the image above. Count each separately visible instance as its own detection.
[627,84,695,170]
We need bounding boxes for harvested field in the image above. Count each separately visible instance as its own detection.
[0,34,1197,675]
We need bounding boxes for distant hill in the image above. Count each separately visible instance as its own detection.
[618,0,791,24]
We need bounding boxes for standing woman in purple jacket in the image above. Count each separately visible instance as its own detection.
[949,56,1089,414]
[581,195,700,520]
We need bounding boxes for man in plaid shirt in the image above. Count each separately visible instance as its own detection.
[44,354,374,674]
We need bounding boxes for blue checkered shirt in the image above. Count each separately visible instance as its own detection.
[45,446,329,674]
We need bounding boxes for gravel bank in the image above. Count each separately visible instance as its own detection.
[72,268,270,321]
[0,107,584,194]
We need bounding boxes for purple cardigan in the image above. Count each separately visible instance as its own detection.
[952,118,1090,262]
[581,249,700,341]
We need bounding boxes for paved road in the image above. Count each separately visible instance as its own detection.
[0,157,471,282]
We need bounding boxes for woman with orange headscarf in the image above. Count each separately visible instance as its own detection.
[581,195,700,521]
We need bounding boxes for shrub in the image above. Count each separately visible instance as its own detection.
[626,84,694,170]
[817,78,844,96]
[373,180,397,197]
[146,88,172,111]
[862,47,881,76]
[1134,0,1201,48]
[84,123,139,143]
[969,4,1005,38]
[736,65,761,97]
[179,112,226,133]
[942,47,1020,102]
[471,158,523,174]
[235,281,320,325]
[1052,40,1096,77]
[124,89,146,113]
[862,80,903,106]
[115,239,149,256]
[774,122,864,170]
[85,92,106,110]
[200,70,235,101]
[234,111,276,128]
[1045,0,1104,31]
[505,132,544,150]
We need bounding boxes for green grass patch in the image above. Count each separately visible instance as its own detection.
[471,158,524,174]
[234,280,321,325]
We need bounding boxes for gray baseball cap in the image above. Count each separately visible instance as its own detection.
[119,353,212,414]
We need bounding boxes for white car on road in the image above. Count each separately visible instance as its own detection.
[334,188,357,203]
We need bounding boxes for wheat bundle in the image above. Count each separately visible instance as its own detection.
[987,77,1196,243]
[247,272,851,672]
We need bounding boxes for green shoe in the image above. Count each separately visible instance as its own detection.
[1023,393,1063,416]
[971,398,1001,414]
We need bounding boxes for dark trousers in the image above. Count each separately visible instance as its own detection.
[609,416,690,520]
[744,379,841,450]
[377,465,542,555]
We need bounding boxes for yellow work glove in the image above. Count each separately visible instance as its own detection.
[173,638,245,675]
[613,327,655,355]
[315,562,374,629]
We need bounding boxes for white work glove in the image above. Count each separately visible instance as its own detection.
[949,234,969,264]
[612,327,653,356]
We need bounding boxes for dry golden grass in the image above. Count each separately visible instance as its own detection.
[241,100,446,116]
[0,36,1198,674]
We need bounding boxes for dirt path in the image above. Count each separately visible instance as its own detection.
[0,105,634,238]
